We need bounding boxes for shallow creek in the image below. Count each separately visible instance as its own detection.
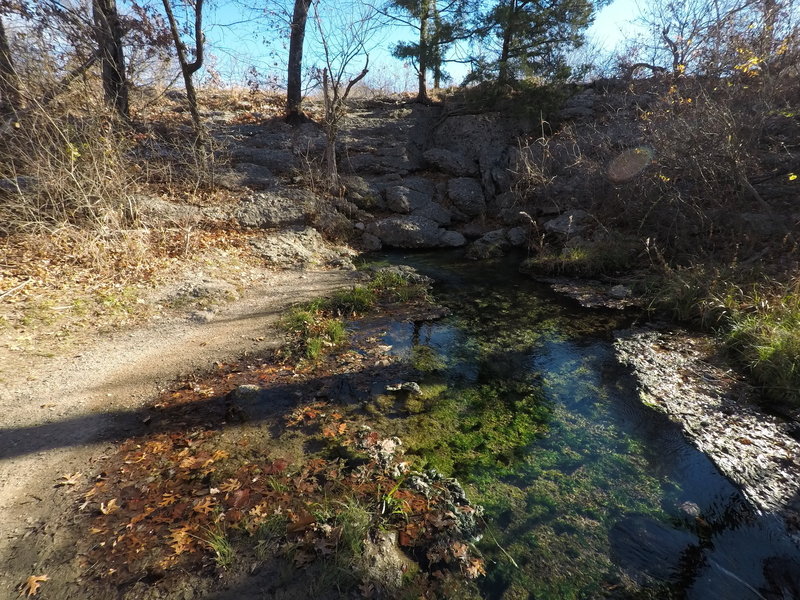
[368,250,800,599]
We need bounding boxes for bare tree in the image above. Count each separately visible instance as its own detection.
[162,0,206,137]
[93,0,130,118]
[310,0,376,188]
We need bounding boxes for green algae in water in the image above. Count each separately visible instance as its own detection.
[372,253,675,599]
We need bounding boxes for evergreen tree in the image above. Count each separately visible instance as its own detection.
[386,0,473,100]
[480,0,604,82]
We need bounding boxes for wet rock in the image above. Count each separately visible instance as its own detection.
[543,209,592,236]
[439,230,467,247]
[447,177,486,217]
[423,148,479,177]
[236,189,315,229]
[466,229,510,260]
[506,226,528,247]
[386,381,422,395]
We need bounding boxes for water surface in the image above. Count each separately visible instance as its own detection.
[372,250,800,599]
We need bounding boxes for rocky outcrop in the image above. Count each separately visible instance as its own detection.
[543,209,592,236]
[422,148,478,177]
[236,189,316,229]
[249,226,355,269]
[366,215,466,249]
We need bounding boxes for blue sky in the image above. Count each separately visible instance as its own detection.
[194,0,644,89]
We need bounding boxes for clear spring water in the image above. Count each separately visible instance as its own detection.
[373,250,800,600]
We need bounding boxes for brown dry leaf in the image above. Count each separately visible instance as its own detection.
[158,492,180,507]
[219,478,241,493]
[55,472,82,487]
[192,496,216,515]
[168,526,194,555]
[465,557,486,579]
[100,498,120,515]
[21,574,48,597]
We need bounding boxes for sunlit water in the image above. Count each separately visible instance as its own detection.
[372,250,800,600]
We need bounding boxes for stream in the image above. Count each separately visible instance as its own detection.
[369,250,800,599]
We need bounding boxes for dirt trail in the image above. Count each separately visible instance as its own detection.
[0,268,358,598]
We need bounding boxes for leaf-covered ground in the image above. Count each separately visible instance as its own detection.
[62,278,487,599]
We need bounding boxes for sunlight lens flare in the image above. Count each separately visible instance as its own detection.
[608,147,654,183]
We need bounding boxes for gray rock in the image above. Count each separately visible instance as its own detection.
[423,148,479,176]
[439,230,467,247]
[412,201,452,226]
[366,215,465,248]
[386,381,422,395]
[466,229,510,260]
[221,162,274,190]
[610,284,632,299]
[236,189,315,229]
[559,89,596,120]
[358,530,417,595]
[506,226,528,247]
[230,146,296,174]
[0,175,37,194]
[134,195,203,226]
[447,177,486,217]
[543,209,592,236]
[402,176,437,198]
[341,175,383,210]
[249,226,353,268]
[360,232,382,251]
[385,185,431,213]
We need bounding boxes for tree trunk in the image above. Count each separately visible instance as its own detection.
[498,0,517,82]
[286,0,312,124]
[92,0,129,119]
[417,0,430,102]
[432,3,442,90]
[0,16,22,115]
[162,0,205,137]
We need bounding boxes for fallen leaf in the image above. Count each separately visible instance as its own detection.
[465,557,486,579]
[55,472,82,487]
[21,575,48,597]
[100,498,120,515]
[193,496,216,515]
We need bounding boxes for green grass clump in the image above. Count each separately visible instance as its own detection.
[202,527,235,570]
[281,304,349,363]
[326,286,376,314]
[522,235,641,277]
[367,269,429,303]
[649,265,800,409]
